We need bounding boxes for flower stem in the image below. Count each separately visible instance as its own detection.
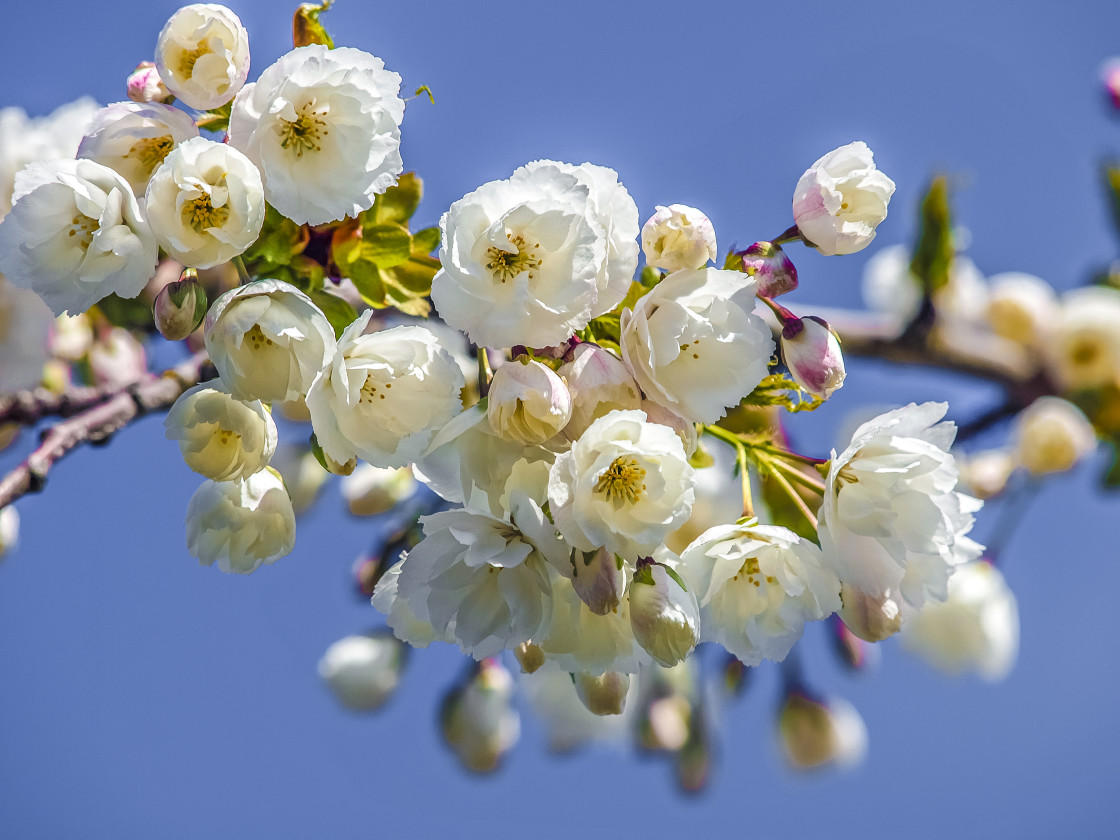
[476,346,492,398]
[702,424,754,519]
[766,455,827,494]
[772,224,803,246]
[761,455,819,531]
[232,255,251,285]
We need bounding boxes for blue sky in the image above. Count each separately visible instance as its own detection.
[1,1,1120,838]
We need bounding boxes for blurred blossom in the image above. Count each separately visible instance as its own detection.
[955,448,1015,501]
[862,244,987,329]
[0,97,100,219]
[318,633,406,711]
[1014,396,1096,476]
[985,272,1058,348]
[0,276,52,392]
[641,204,718,273]
[792,141,895,256]
[1102,58,1120,109]
[572,670,631,716]
[440,659,520,773]
[49,312,94,362]
[901,560,1019,681]
[126,61,173,104]
[1045,285,1120,392]
[521,666,632,753]
[829,613,879,671]
[0,506,19,559]
[270,443,329,514]
[341,463,417,517]
[88,327,147,387]
[777,690,867,771]
[636,660,697,752]
[155,4,250,110]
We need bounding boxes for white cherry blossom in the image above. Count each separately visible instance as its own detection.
[641,204,717,273]
[155,4,250,110]
[486,357,571,446]
[77,101,198,196]
[165,382,277,482]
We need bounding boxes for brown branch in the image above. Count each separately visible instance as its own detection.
[0,381,135,426]
[0,351,213,510]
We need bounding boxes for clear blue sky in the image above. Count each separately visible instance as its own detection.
[1,1,1119,838]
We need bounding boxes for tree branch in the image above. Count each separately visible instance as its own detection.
[0,351,213,510]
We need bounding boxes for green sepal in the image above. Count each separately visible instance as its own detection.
[633,565,654,586]
[293,1,335,48]
[308,288,358,339]
[909,175,954,297]
[689,442,715,469]
[661,564,689,593]
[741,373,825,413]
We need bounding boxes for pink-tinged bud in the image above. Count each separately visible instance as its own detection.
[572,670,631,716]
[641,204,718,272]
[572,547,626,615]
[126,61,173,104]
[781,315,845,399]
[777,689,867,771]
[829,613,879,671]
[735,241,798,297]
[838,583,902,643]
[153,270,208,341]
[1102,58,1120,110]
[557,343,642,441]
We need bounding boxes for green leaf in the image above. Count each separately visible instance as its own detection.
[293,1,335,48]
[308,288,358,339]
[661,564,689,593]
[909,175,954,297]
[371,173,423,226]
[242,204,308,277]
[195,101,233,134]
[360,224,413,268]
[411,226,441,256]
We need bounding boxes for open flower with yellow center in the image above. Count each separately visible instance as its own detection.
[77,102,198,196]
[204,279,335,404]
[432,159,639,349]
[307,312,465,469]
[155,4,250,110]
[229,45,405,225]
[165,382,278,482]
[680,522,840,666]
[0,158,157,316]
[548,409,695,563]
[145,136,264,269]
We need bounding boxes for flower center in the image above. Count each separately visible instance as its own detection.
[183,190,230,233]
[1069,338,1101,367]
[129,135,175,175]
[178,44,211,78]
[595,456,647,505]
[359,373,391,404]
[66,213,98,249]
[729,557,778,589]
[486,233,542,283]
[215,427,242,447]
[244,324,277,351]
[279,102,329,158]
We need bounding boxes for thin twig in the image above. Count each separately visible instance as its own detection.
[0,351,213,510]
[760,457,819,530]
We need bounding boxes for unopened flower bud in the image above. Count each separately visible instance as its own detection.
[341,463,416,517]
[1102,58,1120,110]
[1014,396,1096,476]
[829,613,879,671]
[487,357,572,445]
[318,632,406,711]
[440,659,520,773]
[777,690,867,770]
[126,61,173,104]
[572,670,631,716]
[557,343,642,440]
[735,241,798,297]
[629,561,700,668]
[513,641,546,674]
[352,555,383,599]
[781,316,845,399]
[640,399,698,458]
[571,547,625,615]
[641,204,718,273]
[838,584,902,642]
[153,271,208,341]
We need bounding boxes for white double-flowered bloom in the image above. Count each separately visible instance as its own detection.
[641,204,718,273]
[487,357,572,446]
[155,4,250,110]
[0,159,157,316]
[620,268,773,424]
[341,463,417,516]
[549,409,695,562]
[204,279,335,404]
[145,137,264,270]
[901,560,1018,681]
[165,383,278,482]
[307,313,464,469]
[371,564,447,649]
[185,468,296,574]
[778,691,868,770]
[792,141,895,256]
[229,45,405,225]
[318,633,405,711]
[0,97,100,220]
[680,522,840,666]
[76,102,198,196]
[1013,396,1096,476]
[985,272,1058,347]
[818,402,983,640]
[391,492,566,659]
[432,160,639,349]
[1045,285,1120,392]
